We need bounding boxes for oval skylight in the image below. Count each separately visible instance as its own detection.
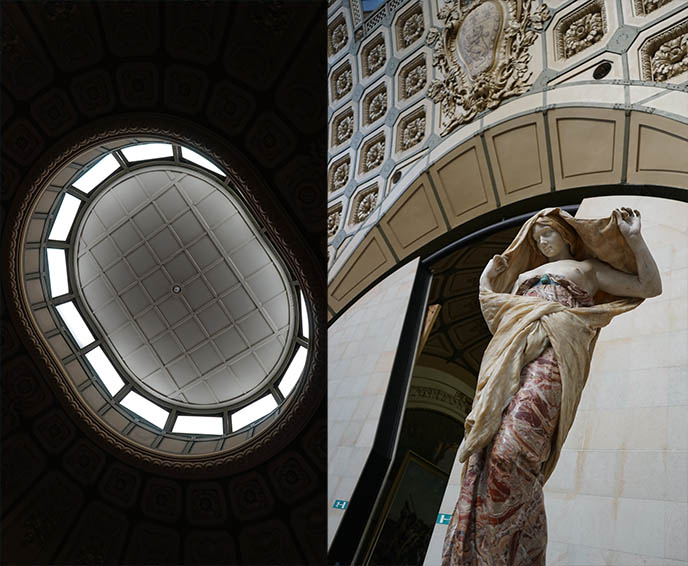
[21,139,312,456]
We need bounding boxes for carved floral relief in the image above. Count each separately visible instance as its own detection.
[365,140,385,170]
[427,0,551,135]
[554,0,606,60]
[651,32,688,81]
[400,114,426,150]
[350,185,379,224]
[360,135,386,173]
[329,157,350,193]
[363,86,387,125]
[399,56,427,99]
[331,109,354,146]
[563,11,604,57]
[639,20,688,82]
[362,35,386,77]
[328,204,343,238]
[331,63,353,101]
[397,5,426,50]
[329,17,348,56]
[639,0,674,15]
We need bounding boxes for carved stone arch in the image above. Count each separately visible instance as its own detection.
[328,107,688,320]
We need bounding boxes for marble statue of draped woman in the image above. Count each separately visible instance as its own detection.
[441,207,662,566]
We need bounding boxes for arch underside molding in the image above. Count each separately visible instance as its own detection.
[3,116,325,478]
[328,107,688,320]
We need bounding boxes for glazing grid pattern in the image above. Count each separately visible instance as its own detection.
[26,140,309,451]
[76,168,292,408]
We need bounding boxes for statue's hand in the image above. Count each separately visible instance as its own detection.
[486,255,508,277]
[614,207,641,240]
[492,255,508,273]
[480,255,508,291]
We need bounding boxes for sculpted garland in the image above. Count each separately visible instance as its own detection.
[427,0,551,134]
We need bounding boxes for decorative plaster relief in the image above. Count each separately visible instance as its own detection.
[399,54,427,100]
[555,0,607,59]
[328,15,348,57]
[651,32,688,80]
[328,155,351,193]
[360,133,386,173]
[331,108,354,147]
[398,108,426,151]
[407,385,473,417]
[362,34,386,77]
[640,20,688,81]
[634,0,675,16]
[327,203,343,238]
[362,84,387,125]
[396,4,425,50]
[350,184,379,224]
[331,62,353,101]
[427,0,551,135]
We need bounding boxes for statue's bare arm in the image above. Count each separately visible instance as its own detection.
[589,208,662,298]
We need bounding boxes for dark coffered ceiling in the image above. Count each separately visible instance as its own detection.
[1,2,326,564]
[421,227,520,380]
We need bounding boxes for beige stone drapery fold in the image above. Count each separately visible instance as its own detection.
[457,208,643,482]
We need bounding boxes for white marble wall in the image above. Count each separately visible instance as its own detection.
[328,258,420,547]
[425,195,688,565]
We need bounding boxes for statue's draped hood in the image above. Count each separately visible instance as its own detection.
[459,208,643,482]
[489,207,639,298]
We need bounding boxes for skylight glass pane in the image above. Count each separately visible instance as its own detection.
[121,143,173,162]
[121,391,169,429]
[231,395,278,431]
[278,346,307,397]
[85,347,125,396]
[172,415,223,435]
[180,146,225,176]
[299,291,310,339]
[47,248,69,297]
[55,301,95,348]
[72,153,120,193]
[48,193,81,241]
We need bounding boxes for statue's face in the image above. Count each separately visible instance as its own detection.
[532,223,569,258]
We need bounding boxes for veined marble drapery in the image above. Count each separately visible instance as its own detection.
[460,208,643,482]
[442,209,645,565]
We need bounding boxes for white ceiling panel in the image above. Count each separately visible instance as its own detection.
[76,165,295,409]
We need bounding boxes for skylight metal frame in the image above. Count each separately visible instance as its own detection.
[32,139,313,454]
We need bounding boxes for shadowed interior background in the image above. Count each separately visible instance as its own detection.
[1,2,326,564]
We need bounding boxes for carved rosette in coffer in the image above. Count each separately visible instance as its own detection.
[398,54,427,101]
[330,61,353,102]
[328,154,351,193]
[349,184,379,225]
[362,84,387,126]
[327,203,343,239]
[639,19,688,82]
[328,14,349,57]
[554,0,607,59]
[633,0,676,16]
[396,107,426,152]
[427,0,551,135]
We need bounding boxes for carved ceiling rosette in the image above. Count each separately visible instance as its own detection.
[427,0,550,135]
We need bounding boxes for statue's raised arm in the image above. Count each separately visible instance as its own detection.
[590,208,662,298]
[442,207,661,566]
